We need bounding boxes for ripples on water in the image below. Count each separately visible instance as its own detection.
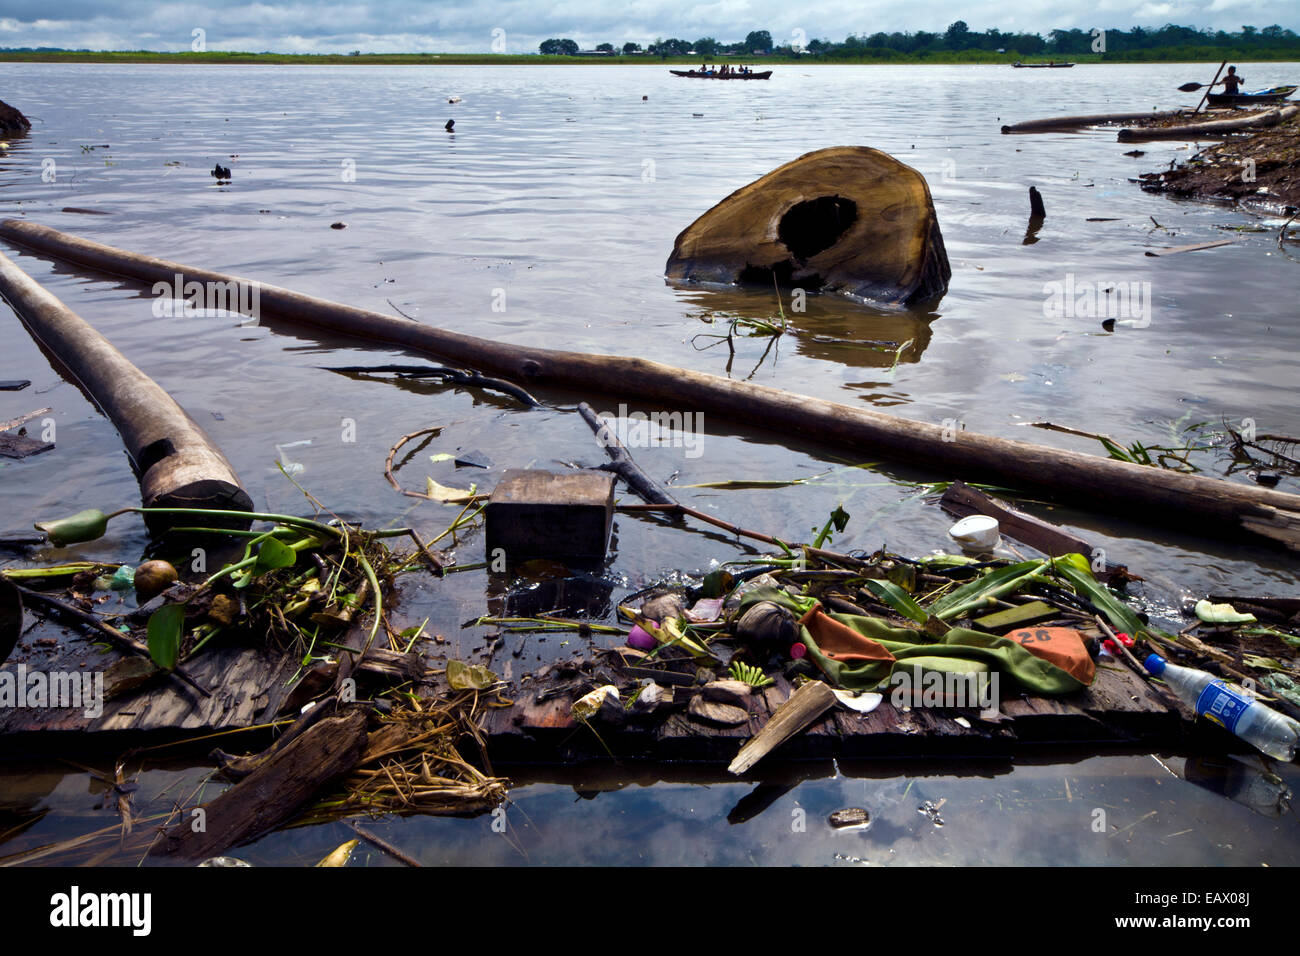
[0,62,1297,865]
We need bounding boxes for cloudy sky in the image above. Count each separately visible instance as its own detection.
[1,0,1295,53]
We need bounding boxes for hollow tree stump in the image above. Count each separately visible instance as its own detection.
[665,146,951,307]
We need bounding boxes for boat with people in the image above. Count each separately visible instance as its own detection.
[1205,85,1296,107]
[670,67,772,80]
[1013,61,1074,68]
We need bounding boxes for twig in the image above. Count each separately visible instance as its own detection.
[349,821,423,867]
[406,528,445,577]
[322,363,540,407]
[576,402,677,506]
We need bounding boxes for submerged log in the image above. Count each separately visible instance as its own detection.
[0,250,253,530]
[0,98,30,136]
[1117,105,1300,142]
[3,220,1300,549]
[664,146,951,307]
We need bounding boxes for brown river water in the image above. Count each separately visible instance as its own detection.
[0,62,1297,865]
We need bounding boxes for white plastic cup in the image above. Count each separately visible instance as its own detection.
[949,515,1001,553]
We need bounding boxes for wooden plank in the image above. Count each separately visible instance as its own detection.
[729,681,837,774]
[0,433,53,459]
[939,481,1132,583]
[974,601,1060,632]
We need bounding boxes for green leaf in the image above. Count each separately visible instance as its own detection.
[147,603,186,670]
[255,536,297,574]
[1050,557,1146,636]
[34,509,109,547]
[929,560,1047,621]
[861,578,928,624]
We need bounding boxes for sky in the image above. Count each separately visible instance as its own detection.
[0,0,1296,54]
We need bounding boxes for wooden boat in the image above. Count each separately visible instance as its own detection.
[669,69,772,80]
[1205,85,1296,107]
[1013,61,1074,68]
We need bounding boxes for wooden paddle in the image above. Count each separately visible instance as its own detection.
[1192,60,1227,114]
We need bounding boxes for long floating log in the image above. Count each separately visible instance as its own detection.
[1001,110,1184,134]
[0,250,253,529]
[2,219,1300,549]
[1118,104,1300,142]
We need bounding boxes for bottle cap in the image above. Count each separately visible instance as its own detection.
[1144,653,1166,676]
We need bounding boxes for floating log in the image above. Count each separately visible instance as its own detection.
[1117,105,1300,142]
[1001,110,1184,134]
[664,146,951,307]
[3,220,1300,550]
[0,250,253,530]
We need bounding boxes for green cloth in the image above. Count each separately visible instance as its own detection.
[740,587,1085,695]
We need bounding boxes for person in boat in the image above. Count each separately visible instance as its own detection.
[1216,66,1244,95]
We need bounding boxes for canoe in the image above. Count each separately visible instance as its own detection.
[669,70,772,80]
[1013,62,1074,68]
[1206,85,1296,107]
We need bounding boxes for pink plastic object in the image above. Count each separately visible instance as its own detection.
[627,625,659,650]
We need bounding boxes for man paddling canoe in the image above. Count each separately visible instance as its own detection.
[1215,66,1244,95]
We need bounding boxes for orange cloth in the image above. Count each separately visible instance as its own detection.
[798,605,897,664]
[1003,627,1096,685]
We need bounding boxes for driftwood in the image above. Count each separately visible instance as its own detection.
[1117,105,1300,142]
[149,709,368,861]
[938,481,1134,585]
[577,402,677,506]
[1144,239,1235,257]
[0,98,29,136]
[0,250,252,531]
[3,220,1300,549]
[665,146,951,306]
[728,680,837,774]
[1001,110,1184,134]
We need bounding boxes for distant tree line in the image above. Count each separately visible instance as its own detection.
[537,22,1300,58]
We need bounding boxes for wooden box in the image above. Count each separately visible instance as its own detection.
[485,469,615,561]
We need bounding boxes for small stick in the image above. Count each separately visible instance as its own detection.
[1093,615,1148,674]
[406,528,445,576]
[384,426,442,493]
[350,821,423,867]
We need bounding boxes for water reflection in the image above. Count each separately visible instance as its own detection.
[673,286,936,372]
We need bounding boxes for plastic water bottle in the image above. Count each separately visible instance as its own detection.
[1145,654,1299,761]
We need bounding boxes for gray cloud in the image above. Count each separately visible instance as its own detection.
[0,0,1294,52]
